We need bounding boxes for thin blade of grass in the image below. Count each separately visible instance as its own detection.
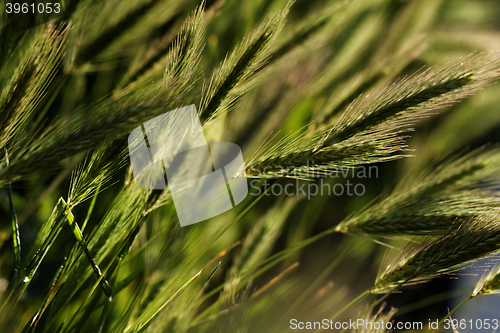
[132,270,202,333]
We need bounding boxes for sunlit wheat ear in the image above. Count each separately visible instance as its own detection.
[163,3,206,88]
[68,143,128,207]
[246,52,500,179]
[472,263,500,297]
[337,192,500,236]
[198,1,291,127]
[119,2,206,90]
[0,25,69,155]
[335,147,500,235]
[372,211,500,294]
[0,6,206,185]
[120,0,226,90]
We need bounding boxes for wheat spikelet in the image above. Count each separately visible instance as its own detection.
[373,210,500,294]
[336,147,500,235]
[0,6,205,185]
[199,2,290,126]
[0,25,69,155]
[472,263,500,297]
[247,53,500,179]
